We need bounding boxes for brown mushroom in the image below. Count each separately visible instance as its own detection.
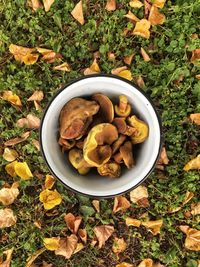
[75,140,85,149]
[83,123,118,167]
[127,115,149,144]
[115,95,131,117]
[97,161,121,178]
[92,94,114,123]
[113,117,137,136]
[58,137,75,151]
[112,134,126,154]
[68,148,91,175]
[120,141,134,169]
[113,152,123,164]
[59,98,99,140]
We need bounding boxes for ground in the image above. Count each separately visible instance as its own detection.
[0,0,200,267]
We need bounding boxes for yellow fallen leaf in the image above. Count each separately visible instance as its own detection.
[16,114,40,129]
[36,47,62,63]
[64,213,82,234]
[125,217,141,227]
[150,0,166,8]
[191,202,200,216]
[2,91,22,106]
[84,59,101,75]
[14,162,33,180]
[118,70,133,81]
[129,0,144,8]
[190,113,200,125]
[0,248,14,267]
[138,259,153,267]
[43,0,55,12]
[25,248,46,267]
[43,237,60,251]
[78,228,87,244]
[123,53,134,65]
[32,139,40,151]
[92,200,100,213]
[9,44,39,65]
[183,155,200,171]
[0,208,17,228]
[142,220,163,235]
[148,5,166,25]
[0,182,19,206]
[180,225,200,251]
[53,62,71,72]
[105,0,116,11]
[116,263,134,267]
[94,225,114,248]
[71,0,85,25]
[39,189,62,210]
[182,191,194,205]
[55,235,78,259]
[113,196,131,214]
[4,131,30,146]
[73,242,84,254]
[45,175,55,189]
[5,161,18,177]
[112,66,128,75]
[141,47,151,62]
[112,237,127,254]
[133,19,151,39]
[28,0,42,11]
[3,148,18,162]
[27,90,44,102]
[191,49,200,63]
[130,185,149,207]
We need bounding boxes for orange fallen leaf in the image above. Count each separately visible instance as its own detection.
[105,0,116,11]
[138,259,153,267]
[129,0,144,8]
[55,235,78,259]
[191,49,200,63]
[73,242,84,254]
[148,5,165,25]
[0,248,14,267]
[28,0,42,11]
[94,225,114,248]
[0,182,19,206]
[32,139,40,151]
[141,47,151,62]
[191,202,200,216]
[5,161,18,177]
[113,196,131,214]
[112,66,128,75]
[133,19,151,39]
[27,90,44,102]
[0,208,17,228]
[124,11,140,23]
[43,0,55,12]
[142,219,163,235]
[39,189,62,210]
[3,148,19,162]
[180,225,200,251]
[2,91,22,106]
[53,62,71,72]
[44,175,55,189]
[84,59,101,75]
[16,114,40,129]
[130,185,149,207]
[150,0,166,8]
[9,44,39,65]
[144,0,152,16]
[78,228,87,244]
[116,263,134,267]
[183,155,200,171]
[15,162,33,180]
[112,237,127,254]
[43,237,60,250]
[4,131,30,146]
[124,53,134,65]
[64,213,82,234]
[190,113,200,125]
[92,200,100,213]
[36,47,62,63]
[25,248,46,267]
[71,0,85,25]
[125,217,141,227]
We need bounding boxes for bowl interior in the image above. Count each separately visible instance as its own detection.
[40,76,161,197]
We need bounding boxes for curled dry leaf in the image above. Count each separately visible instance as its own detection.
[135,76,145,89]
[183,155,200,171]
[133,19,151,39]
[16,114,40,129]
[64,213,82,234]
[84,59,100,75]
[148,5,166,25]
[2,91,22,106]
[150,0,166,8]
[138,259,153,267]
[191,202,200,216]
[112,237,127,254]
[129,0,144,8]
[55,234,78,259]
[4,131,30,146]
[116,263,134,267]
[43,0,55,12]
[130,185,149,207]
[105,0,116,11]
[124,11,140,22]
[156,146,169,170]
[190,113,200,125]
[71,0,85,25]
[28,0,42,11]
[111,66,132,80]
[92,200,100,213]
[15,162,33,180]
[144,0,152,16]
[43,237,60,251]
[32,139,40,151]
[124,53,134,65]
[53,62,71,72]
[142,219,163,235]
[112,66,127,75]
[25,248,46,267]
[36,47,62,63]
[0,182,19,206]
[125,217,141,227]
[9,44,39,65]
[27,90,44,102]
[191,49,200,63]
[94,225,114,248]
[140,47,150,62]
[44,175,55,189]
[0,208,17,228]
[3,148,18,162]
[78,229,87,244]
[0,248,14,267]
[180,225,200,251]
[39,189,62,210]
[113,196,131,214]
[73,242,84,254]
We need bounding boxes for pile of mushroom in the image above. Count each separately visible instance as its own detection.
[58,94,149,178]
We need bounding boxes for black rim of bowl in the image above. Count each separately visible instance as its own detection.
[39,74,163,199]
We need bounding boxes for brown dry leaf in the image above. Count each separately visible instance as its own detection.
[144,0,152,16]
[0,182,19,206]
[124,11,140,22]
[78,228,87,244]
[150,0,166,8]
[133,19,151,39]
[41,262,53,267]
[43,237,60,251]
[92,200,100,213]
[112,237,127,254]
[53,62,71,72]
[64,213,82,234]
[125,217,141,227]
[196,74,200,80]
[148,5,166,25]
[34,220,42,229]
[28,0,42,11]
[4,131,30,146]
[71,0,85,25]
[33,100,42,111]
[16,114,40,129]
[25,248,46,267]
[157,147,169,165]
[27,90,44,102]
[138,259,153,267]
[191,203,200,216]
[44,175,55,189]
[2,91,22,107]
[112,66,127,75]
[36,47,62,63]
[135,76,145,88]
[113,196,131,214]
[129,0,144,8]
[190,113,200,125]
[105,0,116,11]
[73,242,84,254]
[116,263,134,267]
[190,49,200,62]
[55,235,78,259]
[142,219,163,235]
[94,225,114,248]
[3,148,19,162]
[0,208,17,228]
[108,52,116,61]
[0,248,14,267]
[180,225,200,251]
[84,59,101,75]
[32,139,40,151]
[9,44,39,65]
[141,47,151,62]
[183,155,200,171]
[182,191,194,205]
[43,0,55,12]
[124,54,134,65]
[130,185,149,207]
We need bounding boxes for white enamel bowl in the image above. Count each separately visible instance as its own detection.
[40,74,162,198]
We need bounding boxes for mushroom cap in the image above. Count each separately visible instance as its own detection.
[112,134,126,154]
[92,94,114,123]
[127,115,149,144]
[59,98,99,139]
[97,161,121,178]
[112,117,127,134]
[120,141,134,169]
[58,137,75,151]
[68,148,90,169]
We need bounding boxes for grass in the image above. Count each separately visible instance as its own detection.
[0,0,200,266]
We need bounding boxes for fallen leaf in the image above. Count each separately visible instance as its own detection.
[2,91,22,106]
[53,62,71,72]
[144,0,152,16]
[64,213,82,234]
[124,11,140,22]
[108,52,116,61]
[55,235,78,259]
[41,261,53,267]
[135,76,145,88]
[157,147,169,165]
[196,74,200,80]
[150,0,166,8]
[142,219,163,235]
[32,139,40,151]
[39,189,62,210]
[5,161,18,177]
[183,155,200,171]
[15,162,33,180]
[105,0,116,11]
[112,66,128,75]
[116,263,134,267]
[92,200,100,213]
[190,113,200,125]
[94,225,114,248]
[182,191,194,205]
[124,53,134,65]
[0,248,14,267]
[148,5,165,25]
[140,47,151,62]
[44,175,55,189]
[25,248,46,267]
[3,148,18,162]
[4,131,30,146]
[84,59,101,75]
[129,0,144,8]
[133,19,151,39]
[34,220,42,229]
[138,259,153,267]
[130,185,149,207]
[33,100,42,111]
[112,237,127,254]
[36,47,62,63]
[0,182,19,205]
[0,208,17,228]
[118,70,133,81]
[27,90,44,102]
[71,0,85,25]
[180,225,200,251]
[43,237,60,251]
[9,44,39,65]
[125,217,141,227]
[28,0,42,11]
[191,202,200,216]
[191,49,200,63]
[78,229,87,244]
[73,242,84,254]
[16,114,40,129]
[43,0,55,12]
[113,196,131,214]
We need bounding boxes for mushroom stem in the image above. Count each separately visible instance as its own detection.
[119,95,128,112]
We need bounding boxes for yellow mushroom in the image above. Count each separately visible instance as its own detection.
[97,161,121,178]
[68,148,91,175]
[127,115,149,144]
